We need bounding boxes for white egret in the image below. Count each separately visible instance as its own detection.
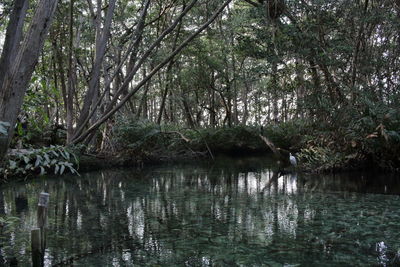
[289,153,297,167]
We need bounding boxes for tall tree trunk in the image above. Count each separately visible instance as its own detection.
[0,191,4,215]
[242,80,249,125]
[209,71,217,127]
[168,90,175,123]
[71,0,152,140]
[350,0,369,103]
[75,0,117,132]
[271,25,279,123]
[295,59,305,119]
[182,93,196,128]
[66,0,76,143]
[136,68,150,120]
[0,0,28,90]
[157,20,182,124]
[71,0,233,143]
[0,0,58,160]
[51,33,68,125]
[156,5,183,125]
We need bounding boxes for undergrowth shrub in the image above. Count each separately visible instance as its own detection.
[0,145,79,180]
[115,119,193,159]
[348,102,400,171]
[202,126,265,153]
[297,97,400,172]
[262,120,308,150]
[114,101,400,172]
[114,119,270,158]
[297,146,354,172]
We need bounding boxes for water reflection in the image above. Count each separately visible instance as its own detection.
[0,157,399,266]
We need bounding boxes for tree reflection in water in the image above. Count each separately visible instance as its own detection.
[0,157,400,266]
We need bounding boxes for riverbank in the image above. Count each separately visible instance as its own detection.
[1,119,399,183]
[113,120,400,173]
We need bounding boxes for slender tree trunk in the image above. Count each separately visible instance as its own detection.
[168,90,175,123]
[52,54,61,124]
[75,0,117,132]
[136,68,150,120]
[350,0,369,103]
[157,20,182,124]
[242,61,250,125]
[0,191,4,215]
[72,0,233,143]
[182,94,196,128]
[71,0,151,140]
[295,59,305,119]
[66,0,76,143]
[209,71,216,127]
[271,25,279,123]
[52,37,68,122]
[156,5,184,125]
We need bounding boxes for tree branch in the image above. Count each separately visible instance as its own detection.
[72,0,233,144]
[242,0,260,7]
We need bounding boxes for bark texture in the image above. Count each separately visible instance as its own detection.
[0,0,58,160]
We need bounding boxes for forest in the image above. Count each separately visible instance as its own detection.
[2,1,400,266]
[0,0,400,179]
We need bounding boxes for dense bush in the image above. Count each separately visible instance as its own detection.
[296,98,400,172]
[114,119,276,160]
[262,120,308,150]
[345,101,400,171]
[114,103,400,172]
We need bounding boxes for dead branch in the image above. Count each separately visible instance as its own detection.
[163,131,191,143]
[259,134,281,157]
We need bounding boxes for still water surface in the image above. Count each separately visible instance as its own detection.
[1,156,400,266]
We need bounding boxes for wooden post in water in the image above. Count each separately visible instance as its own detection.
[31,192,50,267]
[37,192,49,252]
[31,228,42,266]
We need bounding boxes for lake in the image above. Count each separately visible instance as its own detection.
[1,156,400,266]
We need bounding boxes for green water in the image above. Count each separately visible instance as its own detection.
[1,156,400,266]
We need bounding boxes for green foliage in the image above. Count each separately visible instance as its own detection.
[115,119,161,148]
[295,97,400,172]
[345,101,400,171]
[2,0,399,174]
[115,119,188,160]
[0,145,79,180]
[262,120,308,150]
[115,119,269,160]
[298,146,348,172]
[200,126,264,153]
